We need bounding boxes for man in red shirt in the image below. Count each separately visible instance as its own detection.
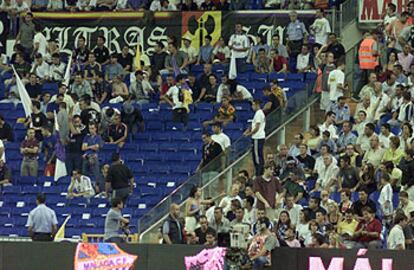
[353,207,382,249]
[270,49,288,73]
[253,162,285,223]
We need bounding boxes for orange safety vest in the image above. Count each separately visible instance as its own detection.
[358,38,379,70]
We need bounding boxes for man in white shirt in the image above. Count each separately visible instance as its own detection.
[399,191,414,218]
[284,193,302,227]
[26,193,58,241]
[219,183,243,215]
[327,61,346,106]
[31,53,50,81]
[211,122,231,151]
[243,99,266,176]
[311,154,339,193]
[371,81,390,120]
[160,74,191,127]
[378,123,392,148]
[362,135,385,168]
[387,213,407,250]
[67,169,95,200]
[296,45,313,73]
[310,9,331,46]
[356,122,376,154]
[180,36,198,65]
[229,23,250,73]
[33,25,47,57]
[319,111,338,140]
[49,53,65,82]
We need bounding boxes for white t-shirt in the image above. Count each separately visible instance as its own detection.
[319,122,338,140]
[166,85,186,110]
[327,69,345,102]
[68,176,95,197]
[212,132,231,151]
[296,53,310,70]
[31,61,50,79]
[388,224,405,250]
[34,32,48,57]
[229,34,250,58]
[252,109,266,139]
[379,183,393,214]
[14,1,29,12]
[219,195,243,214]
[371,93,390,119]
[0,139,5,162]
[236,85,253,100]
[312,17,331,45]
[180,46,198,63]
[115,0,127,9]
[149,0,161,10]
[378,133,392,148]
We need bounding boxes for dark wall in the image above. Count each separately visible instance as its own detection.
[0,243,413,270]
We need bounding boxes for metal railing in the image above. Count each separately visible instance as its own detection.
[137,80,319,243]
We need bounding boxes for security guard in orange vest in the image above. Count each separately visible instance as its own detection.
[358,31,379,71]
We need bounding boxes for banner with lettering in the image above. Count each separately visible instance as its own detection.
[74,243,137,270]
[359,0,410,23]
[184,247,226,270]
[33,11,316,59]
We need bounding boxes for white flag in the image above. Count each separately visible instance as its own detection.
[54,111,67,181]
[54,159,67,182]
[63,53,72,87]
[12,65,32,117]
[229,51,237,80]
[54,110,60,132]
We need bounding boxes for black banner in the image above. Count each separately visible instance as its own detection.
[33,11,317,57]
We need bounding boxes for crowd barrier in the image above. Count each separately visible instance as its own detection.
[0,242,412,270]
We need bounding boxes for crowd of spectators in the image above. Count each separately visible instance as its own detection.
[4,2,413,263]
[154,6,414,269]
[0,0,343,13]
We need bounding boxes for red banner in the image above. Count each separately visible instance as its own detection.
[359,0,409,23]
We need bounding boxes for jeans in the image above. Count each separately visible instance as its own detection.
[353,240,382,249]
[253,256,270,270]
[252,139,265,176]
[66,152,82,176]
[236,57,247,73]
[113,187,131,205]
[172,108,189,126]
[82,155,100,183]
[21,159,38,177]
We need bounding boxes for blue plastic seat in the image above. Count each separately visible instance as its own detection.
[2,186,21,195]
[250,73,267,82]
[268,73,286,82]
[15,176,36,186]
[139,143,159,152]
[286,73,304,81]
[146,121,164,131]
[150,132,171,142]
[195,102,214,113]
[21,186,42,195]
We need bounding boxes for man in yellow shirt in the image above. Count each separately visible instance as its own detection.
[337,209,358,237]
